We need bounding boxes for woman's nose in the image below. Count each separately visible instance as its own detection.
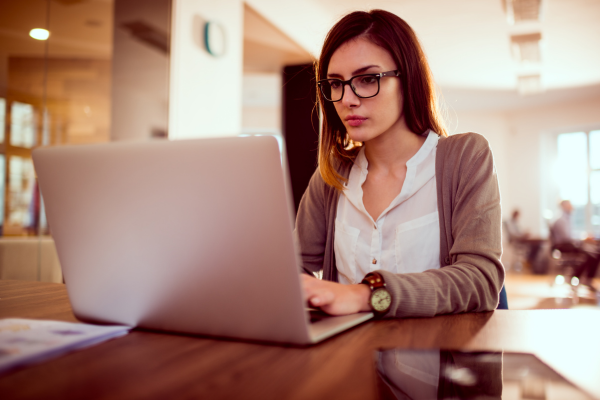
[341,84,360,107]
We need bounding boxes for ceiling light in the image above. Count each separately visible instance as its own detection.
[510,32,542,63]
[503,0,543,24]
[29,28,50,41]
[517,74,542,95]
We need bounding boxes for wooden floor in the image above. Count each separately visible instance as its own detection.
[505,272,600,310]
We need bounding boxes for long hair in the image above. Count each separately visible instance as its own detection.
[316,9,448,191]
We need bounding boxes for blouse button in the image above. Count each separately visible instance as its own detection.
[372,259,377,264]
[444,257,451,265]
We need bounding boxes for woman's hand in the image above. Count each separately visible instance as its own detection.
[301,274,371,315]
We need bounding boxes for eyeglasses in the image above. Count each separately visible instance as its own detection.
[317,70,400,102]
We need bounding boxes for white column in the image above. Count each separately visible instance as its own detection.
[169,0,243,140]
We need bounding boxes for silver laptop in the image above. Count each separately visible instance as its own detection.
[32,136,372,345]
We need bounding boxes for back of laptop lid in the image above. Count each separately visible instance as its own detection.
[33,136,311,344]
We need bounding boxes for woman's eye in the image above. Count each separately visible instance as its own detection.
[360,76,377,85]
[330,81,342,89]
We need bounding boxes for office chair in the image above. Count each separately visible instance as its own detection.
[548,223,584,286]
[497,285,508,310]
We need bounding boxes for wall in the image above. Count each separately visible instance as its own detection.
[508,96,600,235]
[451,110,511,221]
[449,93,600,236]
[111,0,171,141]
[241,72,281,132]
[169,0,243,139]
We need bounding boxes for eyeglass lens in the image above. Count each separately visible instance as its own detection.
[320,75,379,102]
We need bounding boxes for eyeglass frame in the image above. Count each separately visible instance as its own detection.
[317,70,401,102]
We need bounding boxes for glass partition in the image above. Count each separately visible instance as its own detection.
[0,0,170,283]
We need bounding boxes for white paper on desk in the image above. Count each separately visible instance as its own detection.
[0,318,131,374]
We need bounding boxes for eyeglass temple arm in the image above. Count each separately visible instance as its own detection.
[379,70,400,78]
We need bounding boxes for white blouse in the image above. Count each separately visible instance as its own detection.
[334,131,440,284]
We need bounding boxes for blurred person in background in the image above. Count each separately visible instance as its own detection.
[504,209,543,272]
[550,200,600,290]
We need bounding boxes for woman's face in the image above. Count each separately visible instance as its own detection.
[327,37,405,144]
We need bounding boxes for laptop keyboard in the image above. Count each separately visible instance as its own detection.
[308,309,332,323]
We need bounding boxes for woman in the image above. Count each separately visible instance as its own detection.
[297,9,506,318]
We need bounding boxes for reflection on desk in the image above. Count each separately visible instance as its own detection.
[377,349,592,400]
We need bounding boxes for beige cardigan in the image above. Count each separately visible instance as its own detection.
[295,132,505,318]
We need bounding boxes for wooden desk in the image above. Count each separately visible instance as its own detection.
[1,280,600,399]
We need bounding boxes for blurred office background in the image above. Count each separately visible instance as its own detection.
[0,0,599,309]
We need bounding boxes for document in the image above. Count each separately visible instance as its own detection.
[0,318,130,374]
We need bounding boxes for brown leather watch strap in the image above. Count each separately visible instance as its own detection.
[361,271,386,289]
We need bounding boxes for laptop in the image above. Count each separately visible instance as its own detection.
[32,136,372,345]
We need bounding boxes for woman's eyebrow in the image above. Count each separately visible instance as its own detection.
[327,65,381,78]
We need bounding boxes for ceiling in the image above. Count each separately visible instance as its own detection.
[243,4,313,73]
[0,0,113,59]
[250,0,600,92]
[0,0,312,73]
[2,0,598,95]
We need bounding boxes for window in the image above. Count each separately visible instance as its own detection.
[556,130,600,238]
[8,156,36,229]
[10,102,37,148]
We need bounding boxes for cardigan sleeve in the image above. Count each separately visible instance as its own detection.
[294,169,328,276]
[378,133,505,318]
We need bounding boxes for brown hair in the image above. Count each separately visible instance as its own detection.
[316,9,448,191]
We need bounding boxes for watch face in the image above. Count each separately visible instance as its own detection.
[371,288,391,312]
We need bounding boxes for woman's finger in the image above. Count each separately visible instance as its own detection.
[308,287,335,307]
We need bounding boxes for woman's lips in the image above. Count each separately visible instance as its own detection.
[345,116,367,127]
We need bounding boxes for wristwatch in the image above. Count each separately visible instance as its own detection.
[361,272,392,317]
